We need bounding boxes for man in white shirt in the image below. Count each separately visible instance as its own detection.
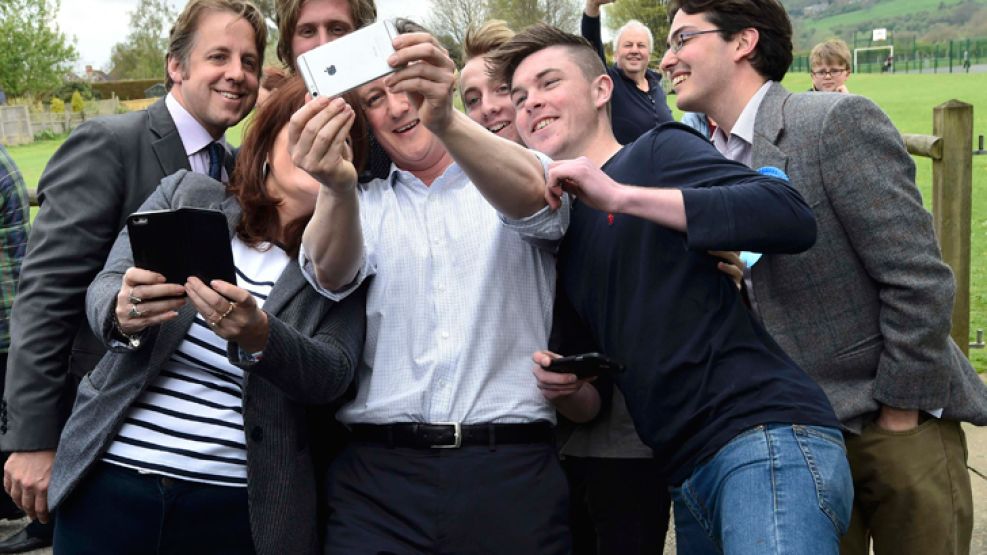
[293,25,570,554]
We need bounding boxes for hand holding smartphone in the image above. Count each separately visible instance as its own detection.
[544,352,625,379]
[296,19,399,99]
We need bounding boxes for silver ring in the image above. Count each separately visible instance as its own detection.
[128,288,142,305]
[128,305,142,319]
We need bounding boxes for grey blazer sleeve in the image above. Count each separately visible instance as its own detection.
[820,95,956,409]
[3,120,129,450]
[86,176,182,351]
[231,285,365,405]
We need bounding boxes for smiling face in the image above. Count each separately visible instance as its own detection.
[460,56,521,144]
[291,0,355,60]
[168,9,260,138]
[614,26,651,77]
[511,46,608,159]
[659,10,736,115]
[356,78,448,172]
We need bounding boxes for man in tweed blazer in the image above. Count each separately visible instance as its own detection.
[661,0,987,553]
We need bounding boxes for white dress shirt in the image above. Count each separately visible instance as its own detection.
[711,81,773,168]
[302,159,569,425]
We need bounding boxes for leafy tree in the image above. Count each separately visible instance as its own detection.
[427,0,489,47]
[0,0,78,98]
[601,0,671,60]
[109,0,176,80]
[487,0,582,33]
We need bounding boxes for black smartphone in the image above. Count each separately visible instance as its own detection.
[545,352,625,378]
[127,207,236,285]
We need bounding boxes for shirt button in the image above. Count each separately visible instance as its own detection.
[441,331,450,339]
[437,284,445,292]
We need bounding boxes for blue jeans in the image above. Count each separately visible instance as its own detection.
[671,424,853,555]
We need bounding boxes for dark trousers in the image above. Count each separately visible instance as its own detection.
[324,442,571,554]
[53,463,254,555]
[564,456,670,555]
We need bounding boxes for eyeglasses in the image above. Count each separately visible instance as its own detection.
[668,29,723,53]
[810,68,847,78]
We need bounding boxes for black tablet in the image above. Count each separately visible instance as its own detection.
[127,207,235,285]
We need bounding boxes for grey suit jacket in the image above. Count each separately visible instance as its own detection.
[49,171,366,555]
[749,82,987,432]
[2,98,194,450]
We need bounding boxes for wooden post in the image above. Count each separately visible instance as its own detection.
[932,100,973,354]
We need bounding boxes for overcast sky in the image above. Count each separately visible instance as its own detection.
[56,0,434,72]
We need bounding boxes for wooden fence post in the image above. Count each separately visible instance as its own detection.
[932,100,973,355]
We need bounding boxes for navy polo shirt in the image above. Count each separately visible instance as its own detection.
[582,14,674,144]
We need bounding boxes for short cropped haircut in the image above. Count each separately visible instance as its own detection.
[275,0,377,67]
[487,23,606,88]
[166,0,267,89]
[613,20,653,54]
[463,19,515,60]
[668,0,792,82]
[809,38,851,70]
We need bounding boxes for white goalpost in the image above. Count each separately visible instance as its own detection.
[853,45,894,73]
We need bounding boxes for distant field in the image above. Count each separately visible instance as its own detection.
[799,0,982,33]
[9,71,987,368]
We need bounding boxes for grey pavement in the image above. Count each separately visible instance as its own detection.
[3,376,986,555]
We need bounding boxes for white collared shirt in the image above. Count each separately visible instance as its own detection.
[301,159,567,425]
[712,81,773,168]
[165,93,230,183]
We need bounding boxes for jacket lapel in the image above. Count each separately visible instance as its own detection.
[751,82,790,173]
[148,97,191,177]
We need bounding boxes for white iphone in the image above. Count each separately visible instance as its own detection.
[296,19,400,99]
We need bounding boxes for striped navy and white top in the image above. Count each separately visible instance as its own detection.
[102,236,289,487]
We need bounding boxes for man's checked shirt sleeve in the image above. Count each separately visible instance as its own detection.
[0,146,31,353]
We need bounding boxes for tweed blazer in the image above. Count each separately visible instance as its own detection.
[48,171,366,555]
[749,82,987,432]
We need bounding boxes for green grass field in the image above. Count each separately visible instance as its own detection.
[7,71,987,368]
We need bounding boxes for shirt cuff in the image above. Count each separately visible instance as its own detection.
[298,245,374,301]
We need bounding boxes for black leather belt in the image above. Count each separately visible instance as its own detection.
[350,422,554,449]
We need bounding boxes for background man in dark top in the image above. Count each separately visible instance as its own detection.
[488,25,853,553]
[660,0,987,552]
[582,0,673,143]
[0,1,263,552]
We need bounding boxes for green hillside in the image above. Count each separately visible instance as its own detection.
[787,0,987,50]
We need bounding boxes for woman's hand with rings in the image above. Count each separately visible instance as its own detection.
[115,268,187,335]
[185,277,269,353]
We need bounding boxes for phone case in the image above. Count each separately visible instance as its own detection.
[296,19,399,99]
[127,207,235,285]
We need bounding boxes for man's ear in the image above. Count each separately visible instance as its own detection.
[167,55,185,86]
[732,28,760,63]
[592,74,614,110]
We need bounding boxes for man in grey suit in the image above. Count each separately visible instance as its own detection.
[0,1,262,549]
[660,0,987,553]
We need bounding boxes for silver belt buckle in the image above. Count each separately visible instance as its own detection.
[430,422,462,448]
